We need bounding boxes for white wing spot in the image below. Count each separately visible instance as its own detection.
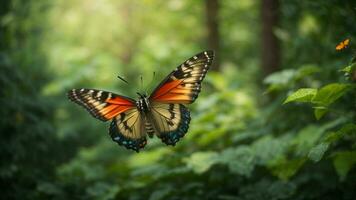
[80,89,84,92]
[193,56,198,60]
[97,91,102,97]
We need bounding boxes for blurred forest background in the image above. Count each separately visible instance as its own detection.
[1,0,356,199]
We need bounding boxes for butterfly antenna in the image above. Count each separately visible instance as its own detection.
[140,75,144,93]
[117,75,129,84]
[149,71,156,93]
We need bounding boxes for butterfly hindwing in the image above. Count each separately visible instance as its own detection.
[110,108,147,152]
[67,88,135,121]
[149,50,214,104]
[149,102,191,145]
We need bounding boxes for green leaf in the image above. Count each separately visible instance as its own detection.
[296,64,321,79]
[340,65,352,73]
[312,83,351,106]
[308,143,329,162]
[238,180,296,200]
[269,157,306,180]
[149,186,173,200]
[86,182,120,200]
[324,123,356,143]
[340,63,356,81]
[313,107,328,120]
[264,69,297,92]
[293,125,325,156]
[252,135,291,165]
[184,151,218,174]
[218,147,255,177]
[284,88,317,104]
[264,69,296,85]
[332,151,356,181]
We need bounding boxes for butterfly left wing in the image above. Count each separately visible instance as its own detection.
[149,50,214,104]
[68,88,147,151]
[67,88,136,121]
[110,108,147,152]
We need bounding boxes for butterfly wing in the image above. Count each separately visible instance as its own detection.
[68,88,147,151]
[336,42,344,50]
[148,102,190,145]
[149,50,214,104]
[67,88,135,121]
[344,39,350,46]
[110,108,147,152]
[147,51,214,145]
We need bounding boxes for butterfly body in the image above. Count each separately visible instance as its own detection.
[68,51,214,152]
[135,93,149,111]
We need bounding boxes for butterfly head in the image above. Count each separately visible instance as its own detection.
[136,92,150,113]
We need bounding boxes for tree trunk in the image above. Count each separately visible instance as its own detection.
[205,0,220,71]
[261,0,280,76]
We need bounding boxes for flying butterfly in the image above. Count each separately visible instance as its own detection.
[67,51,214,152]
[336,38,350,51]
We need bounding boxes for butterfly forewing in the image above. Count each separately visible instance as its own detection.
[67,89,135,121]
[149,50,214,104]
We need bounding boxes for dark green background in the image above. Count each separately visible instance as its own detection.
[1,0,356,199]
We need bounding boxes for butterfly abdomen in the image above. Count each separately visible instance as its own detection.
[145,122,155,137]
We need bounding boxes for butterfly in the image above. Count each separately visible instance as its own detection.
[67,51,214,152]
[336,38,350,51]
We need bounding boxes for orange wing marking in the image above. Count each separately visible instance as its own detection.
[100,97,135,119]
[151,80,183,99]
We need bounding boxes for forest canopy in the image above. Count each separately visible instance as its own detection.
[1,0,356,199]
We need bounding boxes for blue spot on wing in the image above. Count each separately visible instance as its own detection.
[158,104,191,146]
[109,119,147,152]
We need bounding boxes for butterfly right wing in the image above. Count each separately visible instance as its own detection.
[149,51,214,104]
[148,102,191,146]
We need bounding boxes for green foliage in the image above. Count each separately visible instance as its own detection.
[285,83,354,119]
[308,142,329,162]
[333,151,356,181]
[283,88,317,104]
[2,0,356,199]
[184,151,219,174]
[312,83,352,106]
[282,18,356,189]
[0,1,69,199]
